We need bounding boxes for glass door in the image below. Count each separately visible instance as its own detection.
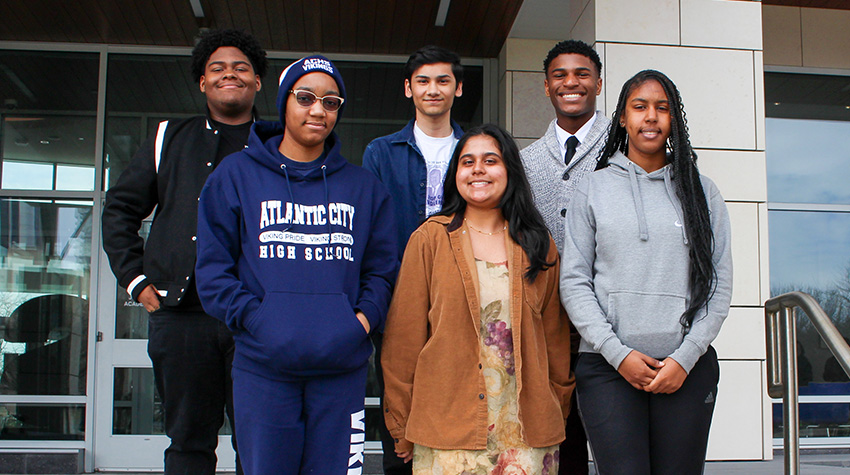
[92,225,236,470]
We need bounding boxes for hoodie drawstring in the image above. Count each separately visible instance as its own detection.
[321,165,333,242]
[279,164,295,232]
[628,162,649,242]
[663,169,689,245]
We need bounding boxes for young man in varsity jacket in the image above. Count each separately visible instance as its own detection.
[519,39,610,475]
[101,29,267,475]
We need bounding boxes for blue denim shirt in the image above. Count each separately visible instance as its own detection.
[362,119,465,261]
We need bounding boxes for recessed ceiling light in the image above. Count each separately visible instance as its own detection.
[189,0,204,18]
[773,102,780,106]
[435,0,450,26]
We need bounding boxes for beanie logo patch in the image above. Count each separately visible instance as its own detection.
[302,58,334,75]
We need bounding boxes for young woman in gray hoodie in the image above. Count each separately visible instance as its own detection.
[560,69,733,474]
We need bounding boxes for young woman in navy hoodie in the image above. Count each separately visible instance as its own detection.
[195,55,397,475]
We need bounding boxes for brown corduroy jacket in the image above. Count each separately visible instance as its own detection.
[382,213,574,453]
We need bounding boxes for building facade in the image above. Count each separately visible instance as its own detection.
[0,0,848,472]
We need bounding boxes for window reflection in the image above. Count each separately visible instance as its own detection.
[0,404,84,440]
[0,199,91,397]
[0,49,98,191]
[766,71,850,442]
[766,118,850,204]
[113,367,232,436]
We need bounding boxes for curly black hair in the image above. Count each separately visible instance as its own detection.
[191,29,268,81]
[543,39,602,77]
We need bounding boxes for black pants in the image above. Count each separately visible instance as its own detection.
[560,355,589,475]
[148,309,242,475]
[372,332,412,475]
[575,347,719,475]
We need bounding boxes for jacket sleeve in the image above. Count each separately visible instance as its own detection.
[541,245,575,420]
[361,141,383,181]
[381,228,432,453]
[354,184,399,333]
[668,180,733,373]
[101,135,158,301]
[194,170,261,331]
[560,183,633,370]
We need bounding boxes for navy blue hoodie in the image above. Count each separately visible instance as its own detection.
[195,120,398,379]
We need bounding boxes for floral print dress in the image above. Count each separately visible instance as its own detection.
[412,259,559,475]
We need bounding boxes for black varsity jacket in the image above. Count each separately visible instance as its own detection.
[102,113,230,307]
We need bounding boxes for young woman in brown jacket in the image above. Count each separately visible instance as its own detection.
[382,124,574,474]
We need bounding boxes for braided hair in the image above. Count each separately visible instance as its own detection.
[598,69,716,331]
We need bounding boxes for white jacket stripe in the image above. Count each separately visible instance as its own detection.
[154,120,169,173]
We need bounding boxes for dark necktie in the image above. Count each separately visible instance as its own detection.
[565,136,579,165]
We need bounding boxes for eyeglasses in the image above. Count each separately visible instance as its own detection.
[289,90,345,112]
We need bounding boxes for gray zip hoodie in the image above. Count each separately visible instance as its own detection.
[560,151,733,373]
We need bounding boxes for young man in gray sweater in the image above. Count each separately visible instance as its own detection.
[519,39,609,475]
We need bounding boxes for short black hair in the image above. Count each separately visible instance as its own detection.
[191,29,268,82]
[404,45,464,85]
[543,40,602,77]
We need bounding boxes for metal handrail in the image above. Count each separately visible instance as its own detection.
[765,291,850,475]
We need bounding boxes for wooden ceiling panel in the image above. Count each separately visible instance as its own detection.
[61,1,103,43]
[226,0,254,39]
[355,0,378,53]
[91,0,135,44]
[1,0,524,58]
[489,0,523,57]
[371,0,395,54]
[153,1,190,46]
[245,0,272,54]
[282,0,308,51]
[406,1,437,54]
[262,0,290,51]
[321,0,342,53]
[336,0,358,54]
[763,0,850,10]
[457,0,491,57]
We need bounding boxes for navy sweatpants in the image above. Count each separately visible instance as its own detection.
[232,364,368,475]
[575,347,719,475]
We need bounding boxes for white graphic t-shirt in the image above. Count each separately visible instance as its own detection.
[414,123,458,217]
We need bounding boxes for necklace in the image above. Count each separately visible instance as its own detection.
[465,218,506,235]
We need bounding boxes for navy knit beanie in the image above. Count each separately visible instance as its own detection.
[276,55,347,125]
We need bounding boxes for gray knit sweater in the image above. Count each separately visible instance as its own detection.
[520,115,611,254]
[560,151,733,373]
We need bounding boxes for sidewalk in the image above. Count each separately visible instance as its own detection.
[79,451,850,474]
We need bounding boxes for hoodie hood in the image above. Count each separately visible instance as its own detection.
[606,151,687,244]
[244,120,348,181]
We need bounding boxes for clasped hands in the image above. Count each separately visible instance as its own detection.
[617,350,687,394]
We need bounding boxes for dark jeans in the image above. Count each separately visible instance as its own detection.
[148,309,242,475]
[575,347,719,475]
[372,332,412,475]
[560,355,589,475]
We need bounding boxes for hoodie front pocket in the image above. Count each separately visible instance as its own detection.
[608,290,687,360]
[244,291,370,373]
